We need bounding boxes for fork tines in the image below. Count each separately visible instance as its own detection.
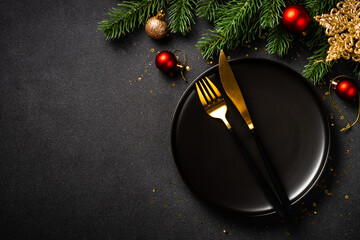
[196,77,222,105]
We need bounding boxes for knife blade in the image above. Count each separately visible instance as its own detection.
[218,50,291,212]
[219,50,254,130]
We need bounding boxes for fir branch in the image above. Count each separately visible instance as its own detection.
[197,0,261,58]
[259,0,286,29]
[197,0,225,22]
[304,0,341,17]
[265,26,294,57]
[98,0,166,40]
[168,0,197,35]
[303,43,333,84]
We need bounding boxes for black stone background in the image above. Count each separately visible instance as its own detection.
[1,1,359,239]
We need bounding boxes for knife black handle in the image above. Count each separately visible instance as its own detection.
[228,128,287,218]
[250,128,291,210]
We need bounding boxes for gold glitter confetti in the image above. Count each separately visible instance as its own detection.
[209,56,213,60]
[172,83,176,87]
[245,54,249,57]
[177,199,183,202]
[345,195,349,199]
[345,148,351,154]
[223,229,228,234]
[150,90,153,93]
[153,189,155,192]
[151,48,155,52]
[330,167,334,171]
[255,47,258,50]
[157,51,160,54]
[325,190,328,194]
[331,123,334,126]
[197,56,200,60]
[210,61,213,64]
[314,211,318,214]
[330,113,334,118]
[327,192,334,196]
[144,69,147,73]
[164,204,168,208]
[340,213,344,217]
[186,66,190,71]
[313,203,317,207]
[227,56,231,60]
[177,215,181,220]
[138,77,142,81]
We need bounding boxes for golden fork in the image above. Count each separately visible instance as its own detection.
[195,77,287,218]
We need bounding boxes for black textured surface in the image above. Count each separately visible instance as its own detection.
[0,1,359,239]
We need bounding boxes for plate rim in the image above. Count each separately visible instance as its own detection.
[170,57,331,216]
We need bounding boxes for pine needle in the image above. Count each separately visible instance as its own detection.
[168,0,196,35]
[259,0,286,29]
[197,0,225,22]
[197,0,261,58]
[265,26,294,57]
[303,43,333,84]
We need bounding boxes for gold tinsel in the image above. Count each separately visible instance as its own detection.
[314,0,360,62]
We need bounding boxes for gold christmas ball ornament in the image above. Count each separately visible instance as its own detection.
[145,10,168,39]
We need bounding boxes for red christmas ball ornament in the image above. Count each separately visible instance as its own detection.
[333,77,359,101]
[155,51,178,73]
[282,5,310,34]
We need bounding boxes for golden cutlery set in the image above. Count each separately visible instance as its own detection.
[195,50,291,218]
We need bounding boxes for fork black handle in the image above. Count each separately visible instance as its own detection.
[251,129,291,211]
[228,128,287,219]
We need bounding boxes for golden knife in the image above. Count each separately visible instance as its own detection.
[219,50,291,211]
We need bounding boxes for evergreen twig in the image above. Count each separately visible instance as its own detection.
[265,26,294,57]
[197,0,225,22]
[197,0,261,58]
[259,0,286,29]
[168,0,197,35]
[303,43,333,84]
[98,0,166,40]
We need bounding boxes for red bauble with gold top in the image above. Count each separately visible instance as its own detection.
[334,78,359,101]
[282,5,310,34]
[155,51,178,73]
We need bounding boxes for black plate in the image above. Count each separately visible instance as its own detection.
[171,58,330,216]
